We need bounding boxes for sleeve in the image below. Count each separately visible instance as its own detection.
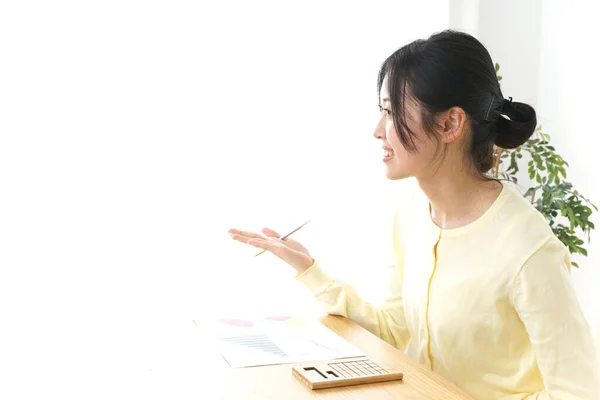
[295,261,410,351]
[511,237,600,400]
[295,204,410,351]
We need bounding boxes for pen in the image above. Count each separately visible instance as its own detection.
[255,219,311,256]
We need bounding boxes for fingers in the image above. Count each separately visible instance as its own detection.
[246,238,281,256]
[228,228,264,240]
[261,227,282,238]
[228,227,283,241]
[230,233,278,250]
[230,233,256,245]
[232,234,282,253]
[229,227,288,256]
[247,238,270,249]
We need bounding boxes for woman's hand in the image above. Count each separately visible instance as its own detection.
[228,227,314,274]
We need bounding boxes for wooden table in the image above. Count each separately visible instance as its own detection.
[209,315,475,399]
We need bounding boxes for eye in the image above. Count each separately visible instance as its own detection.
[378,105,392,116]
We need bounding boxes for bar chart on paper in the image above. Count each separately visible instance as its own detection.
[219,334,287,360]
[207,316,364,368]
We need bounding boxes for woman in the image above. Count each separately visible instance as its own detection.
[229,30,599,399]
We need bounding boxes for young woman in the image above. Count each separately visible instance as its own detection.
[229,30,599,399]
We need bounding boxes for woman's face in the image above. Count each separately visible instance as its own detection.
[373,75,440,180]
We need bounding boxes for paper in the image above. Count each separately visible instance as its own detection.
[207,316,364,368]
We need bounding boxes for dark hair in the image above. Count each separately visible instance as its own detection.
[377,30,537,174]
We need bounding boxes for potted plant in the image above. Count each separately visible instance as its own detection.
[490,64,597,267]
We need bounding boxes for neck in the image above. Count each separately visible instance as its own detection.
[417,160,502,229]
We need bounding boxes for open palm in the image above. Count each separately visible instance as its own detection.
[228,227,313,274]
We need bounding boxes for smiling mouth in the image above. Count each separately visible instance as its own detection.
[383,147,394,160]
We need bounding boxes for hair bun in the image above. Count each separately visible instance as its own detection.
[502,97,513,112]
[494,99,537,149]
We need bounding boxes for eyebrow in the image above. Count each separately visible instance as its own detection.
[380,97,390,103]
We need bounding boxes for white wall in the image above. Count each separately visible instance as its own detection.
[455,0,600,363]
[449,0,480,37]
[535,0,600,358]
[476,0,543,108]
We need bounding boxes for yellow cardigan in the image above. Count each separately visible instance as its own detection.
[297,182,599,399]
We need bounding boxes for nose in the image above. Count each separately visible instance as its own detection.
[373,116,385,140]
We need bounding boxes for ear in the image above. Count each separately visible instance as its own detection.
[442,107,467,144]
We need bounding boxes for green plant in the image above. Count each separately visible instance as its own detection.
[490,64,597,267]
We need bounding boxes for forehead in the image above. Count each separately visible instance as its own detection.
[380,75,390,101]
